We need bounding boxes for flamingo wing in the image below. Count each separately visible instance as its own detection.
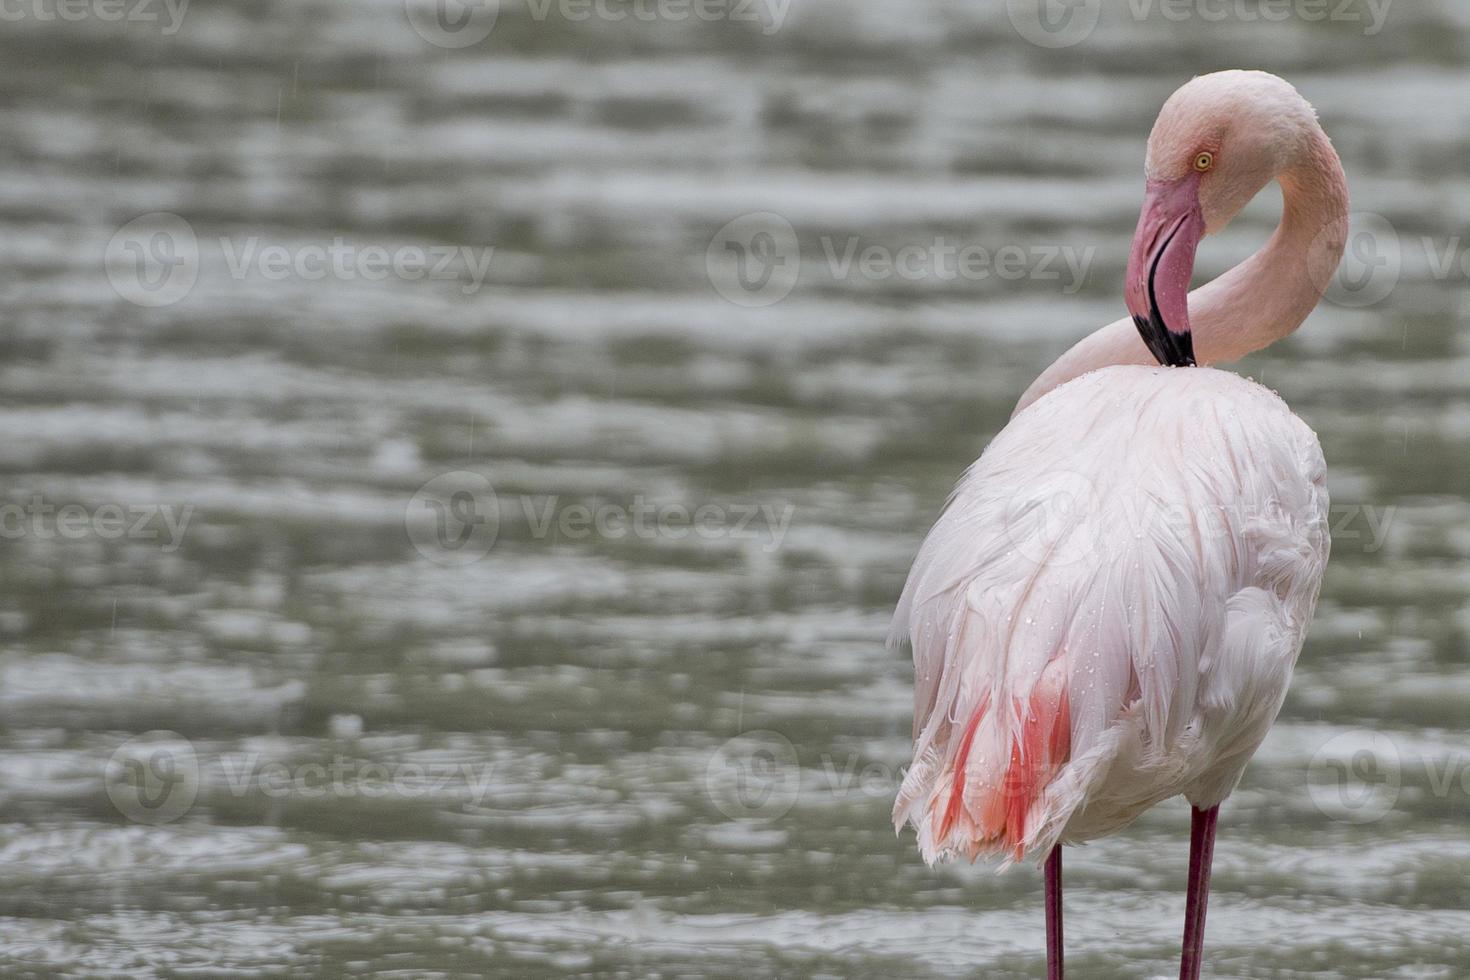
[892,365,1328,865]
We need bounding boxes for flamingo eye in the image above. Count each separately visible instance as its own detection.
[1193,152,1214,172]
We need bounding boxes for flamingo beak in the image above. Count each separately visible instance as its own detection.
[1125,173,1205,367]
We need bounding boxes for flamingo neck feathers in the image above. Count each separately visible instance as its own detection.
[1015,124,1348,416]
[1189,125,1348,364]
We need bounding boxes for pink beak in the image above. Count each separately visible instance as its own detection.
[1125,173,1205,367]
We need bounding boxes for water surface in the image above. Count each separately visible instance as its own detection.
[2,1,1470,977]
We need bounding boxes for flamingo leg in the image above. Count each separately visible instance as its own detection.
[1045,845,1063,980]
[1179,805,1220,980]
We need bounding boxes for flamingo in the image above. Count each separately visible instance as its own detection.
[891,70,1347,979]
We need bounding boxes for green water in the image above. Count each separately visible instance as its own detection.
[1,1,1469,976]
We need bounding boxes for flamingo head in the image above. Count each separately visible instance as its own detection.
[1125,70,1321,366]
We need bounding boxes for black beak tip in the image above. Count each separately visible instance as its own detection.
[1132,313,1196,368]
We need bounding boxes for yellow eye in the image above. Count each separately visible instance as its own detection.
[1193,151,1214,172]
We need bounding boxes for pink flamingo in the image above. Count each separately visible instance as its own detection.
[891,71,1347,979]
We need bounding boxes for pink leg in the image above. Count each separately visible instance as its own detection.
[1045,846,1063,980]
[1179,805,1220,980]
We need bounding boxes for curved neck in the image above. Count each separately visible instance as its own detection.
[1015,126,1348,416]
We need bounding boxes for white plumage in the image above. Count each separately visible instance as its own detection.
[891,365,1329,865]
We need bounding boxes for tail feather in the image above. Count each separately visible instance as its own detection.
[917,661,1072,863]
[934,692,989,843]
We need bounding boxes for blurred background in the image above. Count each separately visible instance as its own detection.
[2,0,1469,976]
